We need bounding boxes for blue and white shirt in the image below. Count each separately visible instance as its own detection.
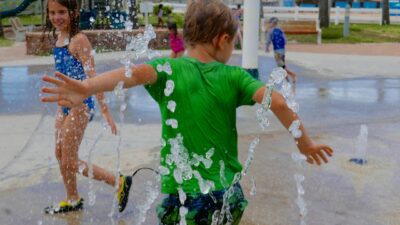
[266,27,287,55]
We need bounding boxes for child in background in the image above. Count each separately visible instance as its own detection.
[43,0,131,214]
[167,22,185,58]
[266,17,297,92]
[157,4,164,28]
[233,4,243,49]
[42,0,333,223]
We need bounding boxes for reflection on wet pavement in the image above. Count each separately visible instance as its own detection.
[1,55,399,124]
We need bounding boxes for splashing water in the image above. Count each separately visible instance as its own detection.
[166,119,178,129]
[125,25,157,59]
[294,174,305,195]
[157,62,173,75]
[250,176,256,196]
[289,120,302,139]
[135,180,160,225]
[108,82,127,218]
[256,84,274,130]
[292,152,307,167]
[147,49,162,60]
[113,81,125,100]
[267,67,299,113]
[158,165,169,175]
[164,80,175,97]
[179,206,188,225]
[84,125,108,207]
[219,161,229,188]
[178,187,187,204]
[242,137,260,176]
[350,124,368,165]
[167,100,176,113]
[260,68,306,224]
[121,25,159,77]
[292,152,307,224]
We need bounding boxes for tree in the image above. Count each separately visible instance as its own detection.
[319,0,330,28]
[0,17,4,38]
[382,0,390,25]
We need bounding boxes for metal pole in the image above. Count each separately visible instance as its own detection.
[335,6,339,25]
[242,0,260,79]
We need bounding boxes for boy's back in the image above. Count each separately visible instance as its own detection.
[145,57,263,194]
[268,27,286,51]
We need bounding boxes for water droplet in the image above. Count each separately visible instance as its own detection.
[167,100,176,113]
[166,119,178,129]
[164,80,175,96]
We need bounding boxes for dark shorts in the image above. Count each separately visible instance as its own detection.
[274,52,286,69]
[157,184,248,225]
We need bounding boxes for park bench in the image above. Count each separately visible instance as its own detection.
[265,19,322,44]
[9,17,27,42]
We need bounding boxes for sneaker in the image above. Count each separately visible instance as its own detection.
[44,198,84,214]
[117,174,132,212]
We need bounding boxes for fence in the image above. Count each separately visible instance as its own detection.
[263,6,400,24]
[145,2,400,25]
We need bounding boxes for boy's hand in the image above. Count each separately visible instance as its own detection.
[298,142,333,165]
[41,72,90,108]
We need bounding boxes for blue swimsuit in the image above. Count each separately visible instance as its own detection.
[53,45,95,121]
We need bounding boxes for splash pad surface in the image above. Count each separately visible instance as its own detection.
[0,54,399,225]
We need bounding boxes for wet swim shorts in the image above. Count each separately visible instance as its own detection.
[157,183,248,225]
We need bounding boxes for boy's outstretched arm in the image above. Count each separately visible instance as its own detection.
[252,86,333,165]
[41,65,157,107]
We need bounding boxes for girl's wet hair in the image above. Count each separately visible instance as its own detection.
[43,0,80,43]
[168,22,178,38]
[184,0,238,47]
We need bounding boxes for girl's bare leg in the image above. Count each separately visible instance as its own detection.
[58,106,89,201]
[78,160,116,187]
[56,106,118,202]
[236,27,243,48]
[176,51,184,58]
[170,51,177,58]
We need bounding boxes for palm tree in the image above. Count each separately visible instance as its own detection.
[382,0,390,25]
[0,16,4,38]
[319,0,330,28]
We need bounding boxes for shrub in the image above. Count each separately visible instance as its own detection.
[153,4,173,16]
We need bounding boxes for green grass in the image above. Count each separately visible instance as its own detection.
[137,13,184,28]
[0,37,13,47]
[287,23,400,44]
[1,15,43,26]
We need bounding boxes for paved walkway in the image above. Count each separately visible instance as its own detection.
[1,42,400,81]
[287,43,400,56]
[0,42,400,225]
[1,42,399,65]
[1,53,399,225]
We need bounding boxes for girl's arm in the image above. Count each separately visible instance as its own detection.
[252,86,333,165]
[70,34,117,134]
[41,64,157,108]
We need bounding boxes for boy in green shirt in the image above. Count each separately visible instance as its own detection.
[41,1,333,224]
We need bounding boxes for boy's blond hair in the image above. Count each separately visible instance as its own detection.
[184,0,238,47]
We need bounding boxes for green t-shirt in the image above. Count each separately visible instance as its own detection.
[145,56,264,194]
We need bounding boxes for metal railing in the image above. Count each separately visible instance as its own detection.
[263,6,400,24]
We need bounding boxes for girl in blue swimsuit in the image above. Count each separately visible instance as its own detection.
[43,0,132,214]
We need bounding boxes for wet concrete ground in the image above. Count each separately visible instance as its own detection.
[0,54,399,225]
